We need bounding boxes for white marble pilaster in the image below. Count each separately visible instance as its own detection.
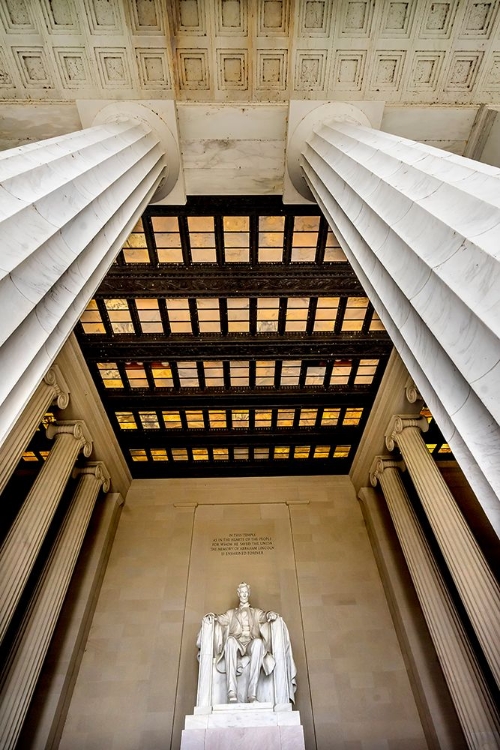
[0,365,69,496]
[385,415,500,690]
[293,112,500,532]
[370,457,500,750]
[0,462,110,750]
[0,420,92,644]
[0,113,167,452]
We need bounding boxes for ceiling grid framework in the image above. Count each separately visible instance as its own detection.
[0,0,499,104]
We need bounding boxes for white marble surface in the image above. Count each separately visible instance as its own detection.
[186,705,301,730]
[0,120,163,451]
[181,725,305,750]
[300,121,500,535]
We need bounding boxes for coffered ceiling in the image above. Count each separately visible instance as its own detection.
[1,0,499,104]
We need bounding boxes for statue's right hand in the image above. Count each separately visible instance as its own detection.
[203,613,216,623]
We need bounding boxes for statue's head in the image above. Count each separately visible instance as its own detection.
[237,582,250,603]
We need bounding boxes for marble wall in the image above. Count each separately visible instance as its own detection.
[59,475,427,750]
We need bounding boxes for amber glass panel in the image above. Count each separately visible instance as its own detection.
[281,361,301,386]
[193,449,209,461]
[294,446,310,459]
[125,363,148,388]
[224,216,250,263]
[305,365,325,386]
[259,216,284,262]
[354,359,378,385]
[154,217,182,264]
[136,299,162,333]
[152,363,173,388]
[123,227,148,263]
[178,362,199,387]
[166,299,192,334]
[232,409,249,429]
[151,449,168,461]
[213,448,229,460]
[369,311,385,331]
[255,361,275,386]
[209,410,227,428]
[234,447,249,460]
[285,298,309,332]
[342,297,368,332]
[257,298,279,333]
[227,298,250,333]
[274,446,290,459]
[130,449,148,462]
[97,363,123,389]
[204,361,224,387]
[314,446,330,458]
[324,229,346,262]
[299,409,317,427]
[314,297,339,332]
[105,299,134,334]
[139,412,160,429]
[22,451,38,462]
[163,410,182,428]
[277,409,295,428]
[186,410,204,428]
[188,217,216,263]
[255,410,272,428]
[333,445,350,458]
[254,448,269,460]
[81,299,105,334]
[321,408,340,426]
[330,361,352,386]
[172,449,189,461]
[197,299,220,333]
[116,412,137,430]
[230,361,250,387]
[343,408,363,426]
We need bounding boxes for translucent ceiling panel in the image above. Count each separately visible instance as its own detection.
[152,216,183,263]
[291,216,320,262]
[227,298,250,333]
[224,216,249,263]
[188,216,216,263]
[259,216,284,262]
[257,298,279,333]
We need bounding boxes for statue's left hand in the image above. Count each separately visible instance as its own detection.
[266,611,278,621]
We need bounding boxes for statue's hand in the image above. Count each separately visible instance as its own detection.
[266,611,278,622]
[203,613,216,624]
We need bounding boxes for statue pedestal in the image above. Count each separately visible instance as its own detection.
[181,703,305,749]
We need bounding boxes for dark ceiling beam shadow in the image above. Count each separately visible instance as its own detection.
[143,196,323,217]
[116,427,360,448]
[129,461,351,479]
[79,336,393,360]
[101,391,377,409]
[96,266,364,297]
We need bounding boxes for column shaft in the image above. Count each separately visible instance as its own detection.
[0,462,110,750]
[0,366,69,496]
[0,421,92,644]
[371,459,500,749]
[0,118,165,451]
[387,417,500,689]
[300,121,500,529]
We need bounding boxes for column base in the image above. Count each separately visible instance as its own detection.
[182,704,305,749]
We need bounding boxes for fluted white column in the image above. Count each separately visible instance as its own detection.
[0,365,69,496]
[296,115,500,532]
[0,461,110,750]
[370,457,500,750]
[385,415,500,690]
[0,420,92,644]
[0,113,166,451]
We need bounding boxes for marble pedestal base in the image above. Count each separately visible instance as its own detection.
[181,703,305,749]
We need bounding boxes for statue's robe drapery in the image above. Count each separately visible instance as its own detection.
[196,606,297,704]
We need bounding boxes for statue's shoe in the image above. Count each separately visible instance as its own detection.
[228,691,238,702]
[248,695,257,703]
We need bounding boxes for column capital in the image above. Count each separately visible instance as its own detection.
[369,456,406,487]
[385,415,429,452]
[88,101,183,203]
[43,365,70,410]
[287,102,374,200]
[404,377,423,405]
[46,420,93,458]
[73,461,111,493]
